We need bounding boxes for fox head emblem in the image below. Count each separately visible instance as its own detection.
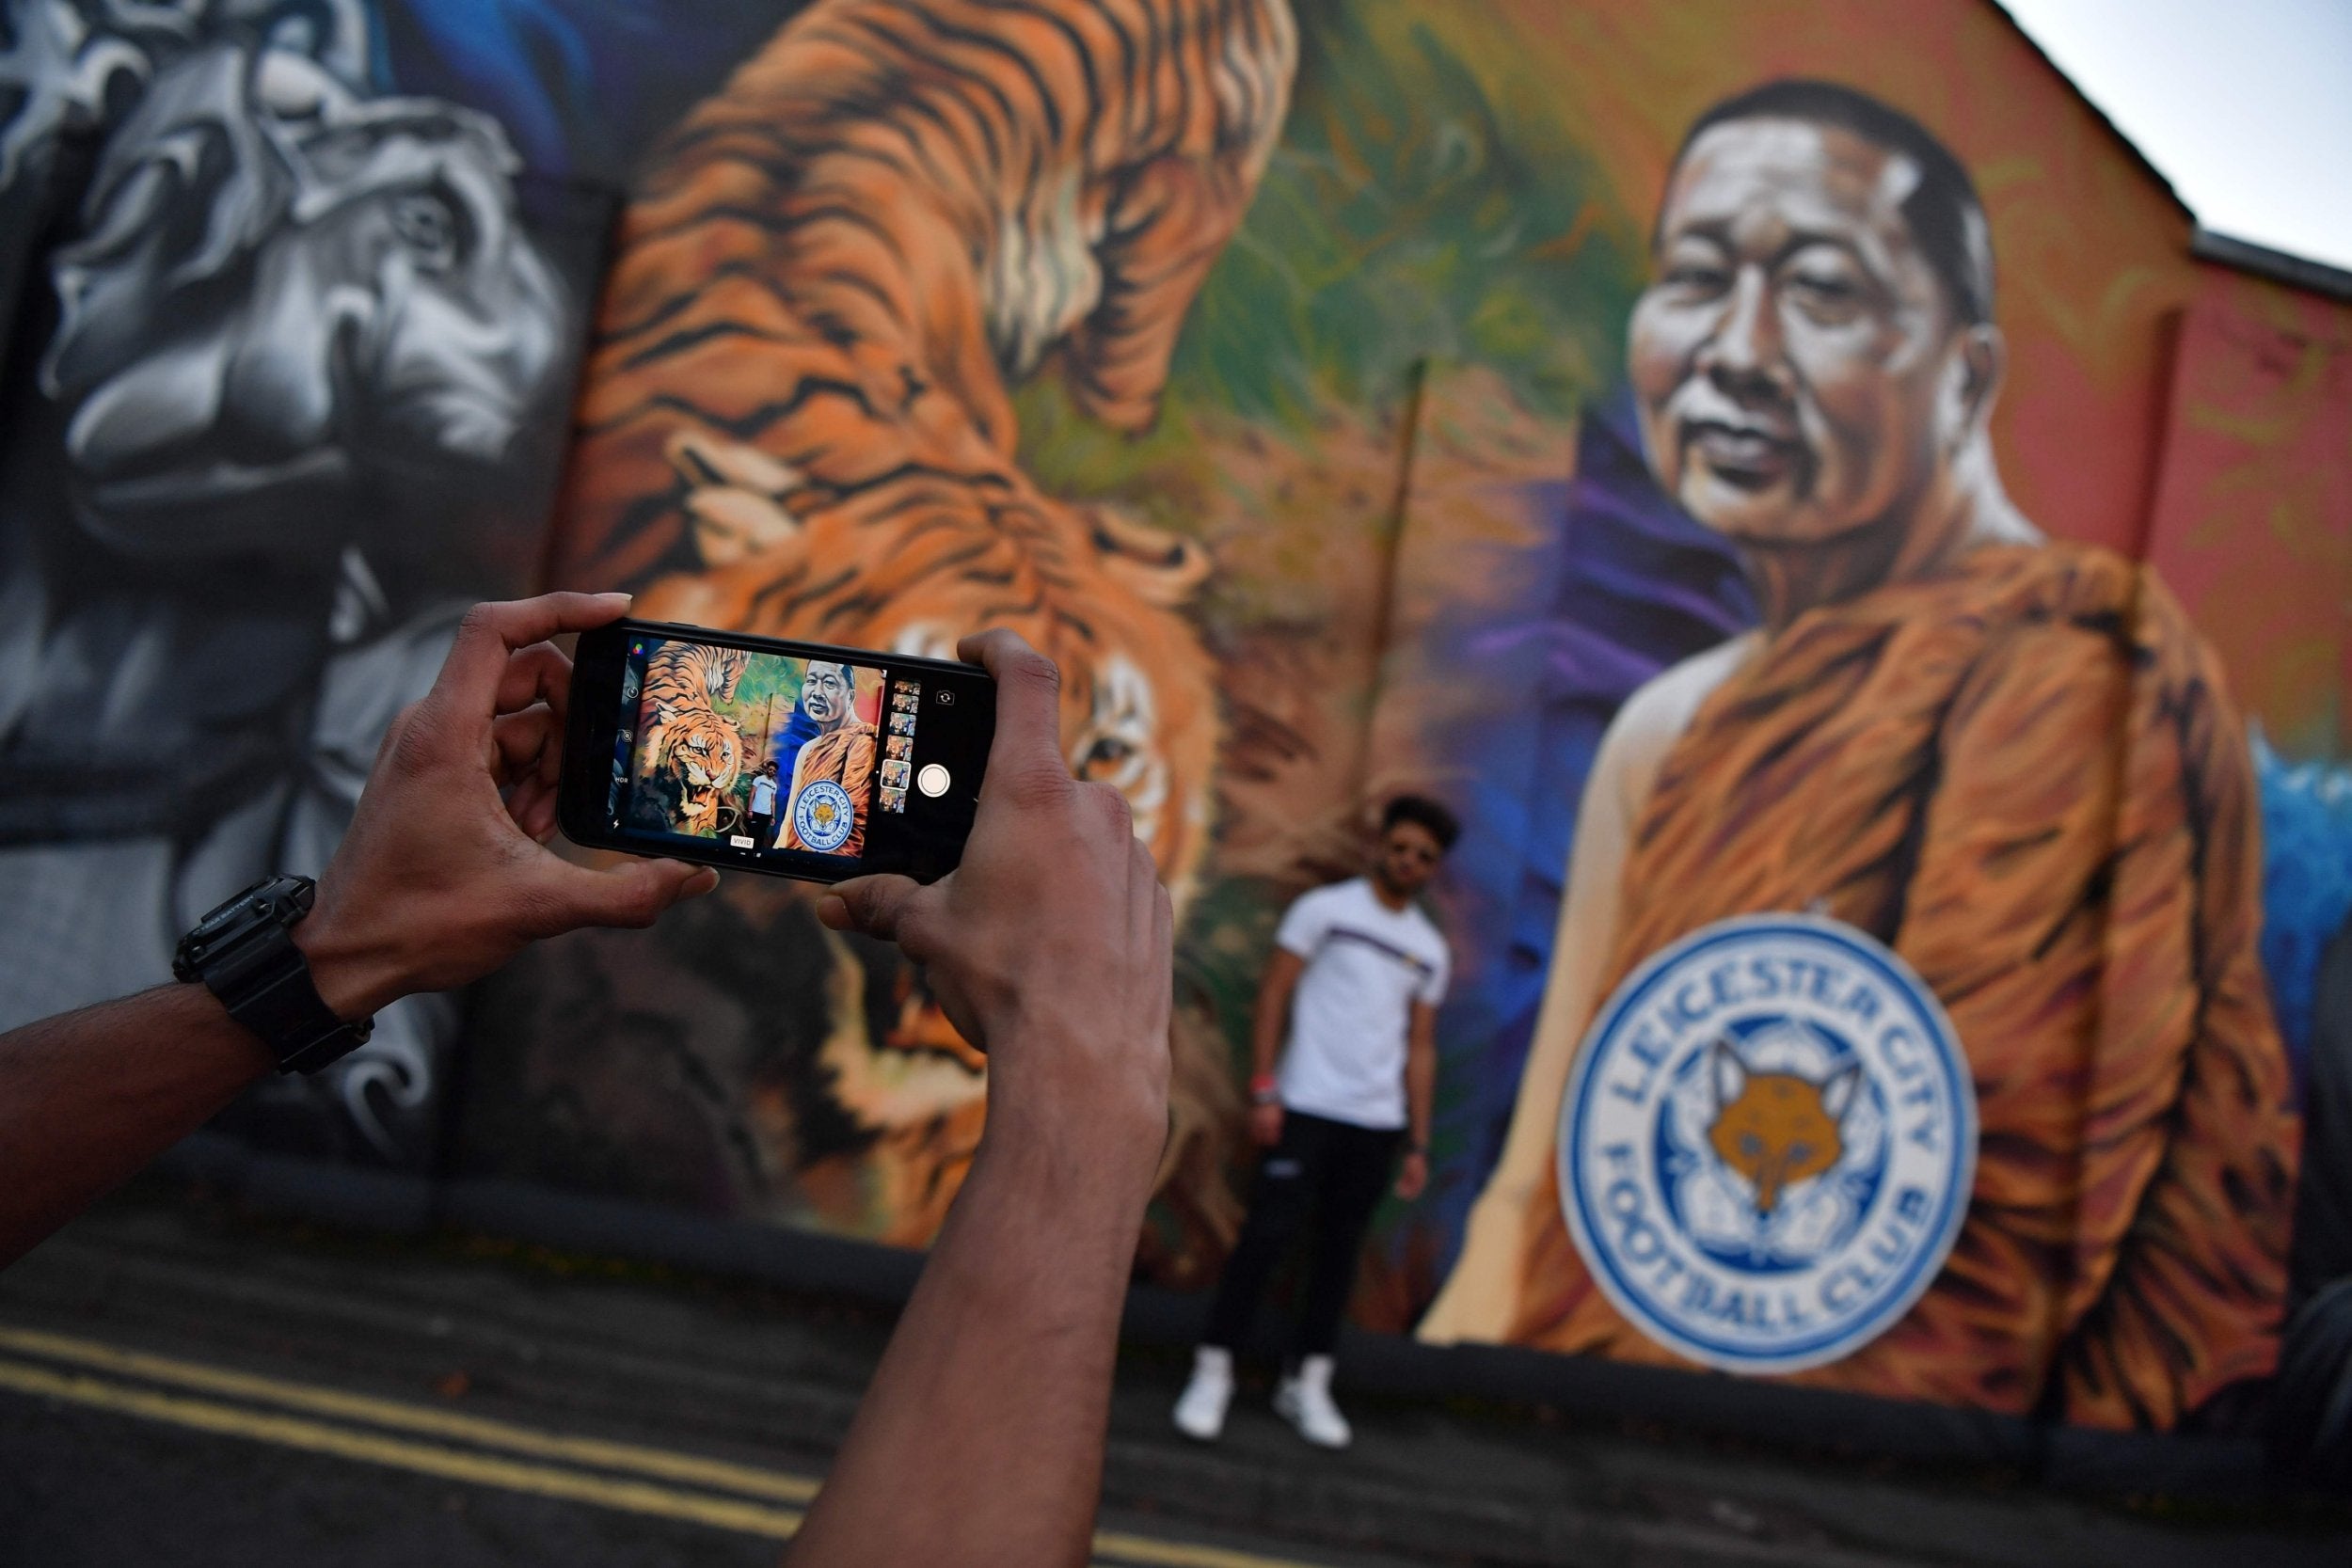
[1706,1037,1862,1217]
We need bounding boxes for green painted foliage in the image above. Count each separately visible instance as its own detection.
[723,654,805,756]
[1168,0,1640,427]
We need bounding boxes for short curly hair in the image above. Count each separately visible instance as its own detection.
[1381,793,1461,853]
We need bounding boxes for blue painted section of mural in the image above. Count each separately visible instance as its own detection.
[1419,394,1755,1275]
[2258,736,2352,1086]
[374,0,800,183]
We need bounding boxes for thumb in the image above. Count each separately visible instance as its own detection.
[818,873,930,950]
[534,856,719,935]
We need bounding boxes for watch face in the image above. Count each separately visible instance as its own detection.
[175,876,317,978]
[173,873,360,1073]
[256,875,316,923]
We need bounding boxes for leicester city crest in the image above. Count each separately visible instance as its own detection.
[1558,914,1976,1374]
[792,780,856,852]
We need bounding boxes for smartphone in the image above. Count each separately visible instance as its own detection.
[560,619,994,883]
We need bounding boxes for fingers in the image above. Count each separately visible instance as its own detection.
[955,629,1068,797]
[1393,1151,1429,1200]
[495,643,573,721]
[531,855,718,936]
[818,874,930,952]
[1085,779,1136,843]
[491,705,564,840]
[491,706,562,785]
[506,776,561,844]
[435,592,631,721]
[1125,831,1161,958]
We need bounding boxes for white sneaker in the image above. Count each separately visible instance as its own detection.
[1273,1354,1352,1449]
[1172,1346,1234,1441]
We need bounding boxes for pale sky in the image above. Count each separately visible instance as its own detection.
[2000,0,2352,273]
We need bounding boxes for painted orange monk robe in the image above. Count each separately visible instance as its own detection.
[1504,543,2300,1428]
[780,721,879,856]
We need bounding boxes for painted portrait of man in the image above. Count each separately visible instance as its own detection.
[777,660,878,856]
[1421,80,2301,1430]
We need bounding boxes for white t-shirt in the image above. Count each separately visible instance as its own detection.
[1272,878,1450,1131]
[751,775,778,814]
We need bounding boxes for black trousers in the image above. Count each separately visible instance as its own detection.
[1204,1109,1401,1360]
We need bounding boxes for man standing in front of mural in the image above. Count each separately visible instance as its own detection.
[1174,796,1457,1449]
[1422,81,2299,1430]
[747,760,781,845]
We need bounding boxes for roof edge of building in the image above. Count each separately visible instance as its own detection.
[2190,228,2352,302]
[1984,0,2192,224]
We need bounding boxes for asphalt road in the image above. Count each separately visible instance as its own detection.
[0,1192,1424,1568]
[0,1315,1420,1568]
[3,1185,2347,1568]
[3,1392,783,1568]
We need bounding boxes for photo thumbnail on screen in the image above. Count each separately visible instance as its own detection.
[612,637,891,860]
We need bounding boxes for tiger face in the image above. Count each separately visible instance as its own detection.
[1072,655,1168,843]
[666,717,740,794]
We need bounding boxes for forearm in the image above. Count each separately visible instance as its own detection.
[1406,1038,1437,1147]
[0,985,272,1264]
[1249,973,1296,1082]
[1248,1008,1283,1082]
[787,1095,1158,1567]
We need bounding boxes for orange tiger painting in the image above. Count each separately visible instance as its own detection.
[557,0,1297,896]
[636,641,750,836]
[541,0,1299,1259]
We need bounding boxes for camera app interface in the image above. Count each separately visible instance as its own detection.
[607,636,896,860]
[879,677,928,815]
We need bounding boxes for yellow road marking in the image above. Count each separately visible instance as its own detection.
[1089,1531,1338,1568]
[0,1327,1339,1568]
[0,1324,818,1503]
[0,1357,803,1538]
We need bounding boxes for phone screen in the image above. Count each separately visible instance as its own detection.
[566,621,990,883]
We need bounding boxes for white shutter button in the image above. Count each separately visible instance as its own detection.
[916,763,951,798]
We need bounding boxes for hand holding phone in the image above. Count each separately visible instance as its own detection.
[301,595,721,1021]
[819,630,1174,1144]
[559,620,996,883]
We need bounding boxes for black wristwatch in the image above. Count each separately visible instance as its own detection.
[173,876,373,1074]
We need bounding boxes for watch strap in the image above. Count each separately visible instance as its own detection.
[176,876,373,1075]
[222,944,373,1074]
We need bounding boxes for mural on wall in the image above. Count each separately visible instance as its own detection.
[1413,81,2298,1433]
[453,0,2352,1448]
[466,0,1295,1269]
[2139,271,2352,1464]
[3,0,2347,1456]
[0,0,591,1162]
